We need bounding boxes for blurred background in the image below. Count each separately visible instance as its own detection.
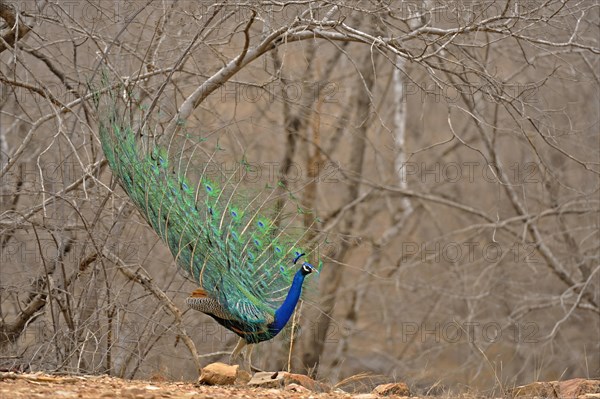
[0,1,598,395]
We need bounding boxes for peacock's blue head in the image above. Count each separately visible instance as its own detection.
[300,262,316,276]
[293,252,317,276]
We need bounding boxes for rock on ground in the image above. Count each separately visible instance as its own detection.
[372,382,411,396]
[197,362,251,386]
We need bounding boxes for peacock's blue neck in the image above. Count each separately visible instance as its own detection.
[270,268,307,334]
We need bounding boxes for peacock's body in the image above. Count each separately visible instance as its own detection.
[95,79,319,358]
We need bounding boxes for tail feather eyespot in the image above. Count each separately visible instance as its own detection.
[256,216,271,234]
[180,178,191,193]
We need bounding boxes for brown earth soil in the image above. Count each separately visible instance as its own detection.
[2,372,599,399]
[0,372,377,399]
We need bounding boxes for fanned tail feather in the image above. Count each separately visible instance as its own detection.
[93,73,321,331]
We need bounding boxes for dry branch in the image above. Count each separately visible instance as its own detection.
[0,1,31,53]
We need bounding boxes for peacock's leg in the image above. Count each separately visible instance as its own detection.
[244,343,254,371]
[230,337,247,362]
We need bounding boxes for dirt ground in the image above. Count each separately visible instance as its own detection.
[0,372,389,399]
[3,372,599,399]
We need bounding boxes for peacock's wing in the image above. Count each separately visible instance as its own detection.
[186,287,276,343]
[186,288,273,326]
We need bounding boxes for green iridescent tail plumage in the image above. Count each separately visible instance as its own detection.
[94,75,320,342]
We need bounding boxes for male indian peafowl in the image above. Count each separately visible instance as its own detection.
[95,77,320,364]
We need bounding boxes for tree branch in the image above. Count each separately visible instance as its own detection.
[0,1,31,53]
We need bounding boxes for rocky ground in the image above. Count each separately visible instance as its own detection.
[0,366,598,399]
[0,373,328,399]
